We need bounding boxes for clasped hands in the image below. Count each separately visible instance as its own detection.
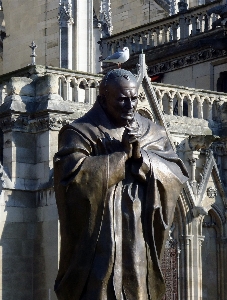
[122,120,141,160]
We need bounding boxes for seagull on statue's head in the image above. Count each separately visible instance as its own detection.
[100,47,130,68]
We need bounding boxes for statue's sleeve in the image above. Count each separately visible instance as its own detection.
[54,127,128,296]
[55,127,127,188]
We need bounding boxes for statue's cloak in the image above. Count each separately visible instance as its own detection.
[54,101,188,300]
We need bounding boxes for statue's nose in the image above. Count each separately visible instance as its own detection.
[125,99,134,109]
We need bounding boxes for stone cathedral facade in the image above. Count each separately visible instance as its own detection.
[0,0,226,299]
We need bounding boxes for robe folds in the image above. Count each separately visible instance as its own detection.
[54,100,188,300]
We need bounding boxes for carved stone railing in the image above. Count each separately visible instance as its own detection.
[100,1,221,58]
[0,65,226,123]
[45,66,103,105]
[42,67,227,122]
[0,65,103,106]
[152,82,227,121]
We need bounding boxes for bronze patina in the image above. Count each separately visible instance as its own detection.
[54,69,188,300]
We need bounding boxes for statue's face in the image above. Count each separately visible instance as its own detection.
[102,80,138,127]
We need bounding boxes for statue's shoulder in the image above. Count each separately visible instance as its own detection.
[59,108,100,141]
[135,112,166,136]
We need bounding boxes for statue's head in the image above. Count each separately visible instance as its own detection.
[98,69,138,127]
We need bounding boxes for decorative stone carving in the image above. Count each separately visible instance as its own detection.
[98,0,113,37]
[148,49,226,76]
[58,0,74,69]
[0,115,71,133]
[189,135,219,151]
[58,0,74,27]
[192,206,208,218]
[138,91,146,102]
[207,186,218,198]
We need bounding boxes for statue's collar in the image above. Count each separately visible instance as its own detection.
[87,100,125,141]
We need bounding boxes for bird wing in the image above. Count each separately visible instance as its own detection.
[105,51,122,60]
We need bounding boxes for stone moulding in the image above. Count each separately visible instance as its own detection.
[0,114,73,133]
[148,48,227,76]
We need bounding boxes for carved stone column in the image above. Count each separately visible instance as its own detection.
[183,235,194,299]
[58,0,74,69]
[191,212,206,300]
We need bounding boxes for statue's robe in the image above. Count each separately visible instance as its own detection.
[54,101,188,300]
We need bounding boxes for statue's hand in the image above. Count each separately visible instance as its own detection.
[122,121,141,160]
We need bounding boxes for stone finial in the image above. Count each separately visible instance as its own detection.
[29,41,37,66]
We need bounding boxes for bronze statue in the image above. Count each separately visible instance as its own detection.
[54,69,188,300]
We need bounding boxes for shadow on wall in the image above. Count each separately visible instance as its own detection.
[0,188,59,300]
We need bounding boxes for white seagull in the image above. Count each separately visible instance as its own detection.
[100,47,130,68]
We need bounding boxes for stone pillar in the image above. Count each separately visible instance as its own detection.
[74,0,93,72]
[190,207,208,300]
[168,98,174,115]
[58,0,74,69]
[188,100,193,118]
[184,235,194,299]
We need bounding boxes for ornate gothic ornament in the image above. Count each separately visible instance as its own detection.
[98,0,113,37]
[58,0,74,27]
[148,49,226,76]
[207,186,218,198]
[0,115,71,133]
[138,92,146,102]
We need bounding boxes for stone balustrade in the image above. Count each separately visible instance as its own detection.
[152,82,227,121]
[0,65,226,123]
[100,1,221,58]
[45,67,227,123]
[45,66,103,105]
[0,65,103,106]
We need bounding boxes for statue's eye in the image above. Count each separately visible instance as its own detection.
[118,97,125,102]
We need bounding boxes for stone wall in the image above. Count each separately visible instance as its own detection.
[163,59,227,91]
[111,0,168,35]
[0,70,73,300]
[2,0,59,73]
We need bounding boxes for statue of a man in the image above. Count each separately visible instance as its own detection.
[54,69,188,300]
